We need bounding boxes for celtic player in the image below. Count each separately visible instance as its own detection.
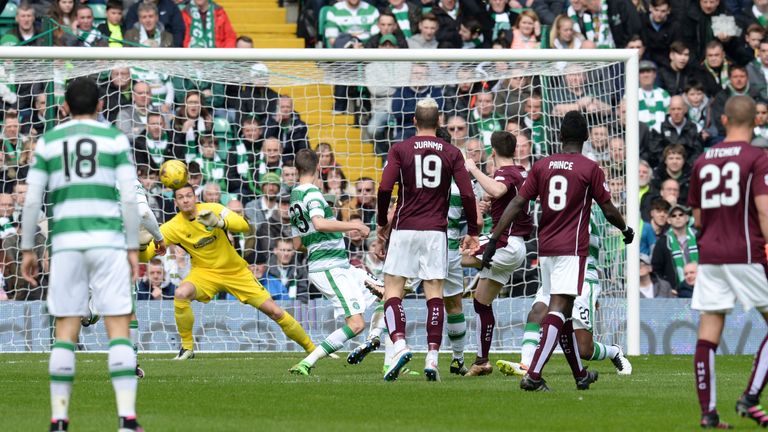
[288,149,384,375]
[21,78,143,432]
[497,204,632,377]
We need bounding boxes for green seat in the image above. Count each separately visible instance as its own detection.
[0,3,16,28]
[318,5,331,48]
[91,3,106,25]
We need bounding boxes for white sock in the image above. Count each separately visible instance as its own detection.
[426,349,439,366]
[305,325,357,366]
[50,340,76,421]
[129,320,139,355]
[368,307,385,340]
[521,322,541,366]
[383,333,394,367]
[393,338,407,353]
[108,338,137,418]
[592,342,620,361]
[446,313,466,361]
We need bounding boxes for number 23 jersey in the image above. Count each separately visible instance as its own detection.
[688,141,768,264]
[290,183,349,273]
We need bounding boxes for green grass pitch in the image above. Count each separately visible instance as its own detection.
[0,353,764,431]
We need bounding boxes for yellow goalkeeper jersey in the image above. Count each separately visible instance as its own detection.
[161,202,250,272]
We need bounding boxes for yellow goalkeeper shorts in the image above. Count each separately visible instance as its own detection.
[184,266,271,307]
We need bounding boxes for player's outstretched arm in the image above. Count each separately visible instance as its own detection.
[597,199,634,244]
[376,148,400,229]
[465,158,508,198]
[220,207,250,233]
[311,216,370,237]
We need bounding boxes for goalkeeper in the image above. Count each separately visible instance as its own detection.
[143,184,316,359]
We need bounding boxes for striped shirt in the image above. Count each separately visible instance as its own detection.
[325,1,380,43]
[447,182,466,250]
[26,119,136,253]
[290,183,349,272]
[639,87,670,133]
[586,204,605,280]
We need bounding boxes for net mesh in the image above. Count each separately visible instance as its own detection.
[0,55,628,352]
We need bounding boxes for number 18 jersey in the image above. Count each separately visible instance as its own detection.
[688,141,768,264]
[290,183,349,273]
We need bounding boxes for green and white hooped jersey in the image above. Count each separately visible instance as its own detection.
[290,183,349,273]
[447,182,467,251]
[28,119,135,253]
[586,204,606,282]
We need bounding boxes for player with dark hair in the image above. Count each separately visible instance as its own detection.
[482,111,633,391]
[688,95,768,429]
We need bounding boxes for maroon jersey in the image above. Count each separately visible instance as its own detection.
[491,165,533,248]
[377,135,478,235]
[519,153,611,256]
[688,141,768,264]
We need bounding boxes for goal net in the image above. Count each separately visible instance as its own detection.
[0,48,639,354]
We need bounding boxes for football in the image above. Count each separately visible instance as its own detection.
[159,160,189,190]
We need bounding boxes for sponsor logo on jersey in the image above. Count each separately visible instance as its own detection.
[193,235,216,249]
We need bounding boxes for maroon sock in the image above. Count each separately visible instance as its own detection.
[384,297,406,342]
[559,319,586,379]
[746,333,768,398]
[473,298,494,362]
[426,297,444,351]
[528,313,564,381]
[695,339,718,415]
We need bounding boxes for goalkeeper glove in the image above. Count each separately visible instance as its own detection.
[621,227,635,244]
[480,238,498,269]
[197,210,225,229]
[138,227,154,251]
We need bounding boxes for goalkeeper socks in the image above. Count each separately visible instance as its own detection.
[129,320,139,354]
[108,338,137,418]
[276,311,315,353]
[695,339,718,415]
[559,319,586,380]
[746,332,768,397]
[174,299,195,350]
[446,312,466,361]
[49,340,76,421]
[591,342,619,361]
[305,325,358,366]
[473,299,494,361]
[425,298,444,351]
[521,322,541,366]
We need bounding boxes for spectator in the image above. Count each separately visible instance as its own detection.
[710,64,761,138]
[443,67,479,121]
[1,207,46,300]
[390,63,444,141]
[466,138,486,171]
[225,199,249,256]
[366,10,408,48]
[493,72,528,120]
[747,38,768,99]
[247,257,288,300]
[61,6,109,47]
[638,60,671,133]
[244,172,281,226]
[231,115,264,198]
[124,2,174,47]
[266,238,309,301]
[468,91,504,151]
[171,90,213,156]
[280,161,298,195]
[407,13,439,49]
[191,134,233,194]
[187,161,204,197]
[20,94,49,138]
[96,0,124,47]
[692,40,731,98]
[386,0,413,38]
[583,124,610,162]
[47,0,79,45]
[430,0,473,48]
[317,142,341,177]
[340,177,377,229]
[639,253,675,298]
[625,34,649,60]
[658,41,694,95]
[652,204,698,290]
[641,0,678,68]
[590,0,642,48]
[133,111,177,170]
[345,213,367,262]
[651,143,691,204]
[322,166,351,208]
[235,35,253,48]
[324,0,379,47]
[364,238,385,279]
[639,159,654,220]
[137,258,176,300]
[659,177,681,205]
[224,63,279,125]
[100,67,133,124]
[740,23,765,62]
[124,0,186,47]
[201,182,227,204]
[3,2,46,46]
[522,92,549,156]
[640,197,671,254]
[460,18,486,48]
[116,80,152,142]
[263,96,309,162]
[0,111,23,188]
[510,9,540,49]
[617,97,652,166]
[534,0,565,25]
[513,129,535,172]
[253,137,283,186]
[552,65,611,116]
[11,181,27,223]
[365,39,406,155]
[677,261,696,298]
[681,79,717,144]
[254,192,293,263]
[137,166,165,222]
[755,100,768,139]
[444,115,470,149]
[182,0,236,48]
[680,0,742,63]
[649,95,705,163]
[484,0,518,42]
[549,14,585,49]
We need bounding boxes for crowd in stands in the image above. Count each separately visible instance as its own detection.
[4,0,761,303]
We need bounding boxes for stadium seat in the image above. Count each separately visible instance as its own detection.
[91,4,106,25]
[0,2,17,35]
[317,5,331,48]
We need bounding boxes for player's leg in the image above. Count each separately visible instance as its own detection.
[255,298,315,353]
[497,301,548,377]
[422,279,445,381]
[347,268,386,365]
[382,274,410,380]
[130,281,142,377]
[466,277,502,376]
[292,313,365,375]
[173,281,199,360]
[444,293,468,375]
[736,309,768,427]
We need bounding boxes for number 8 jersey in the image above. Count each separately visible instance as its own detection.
[290,183,349,273]
[688,141,768,264]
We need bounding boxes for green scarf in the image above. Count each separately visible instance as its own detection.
[531,117,547,157]
[667,227,698,285]
[568,4,612,48]
[704,61,729,90]
[188,2,216,48]
[470,108,503,153]
[3,138,18,166]
[145,132,169,166]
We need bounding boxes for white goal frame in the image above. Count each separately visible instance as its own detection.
[0,47,641,355]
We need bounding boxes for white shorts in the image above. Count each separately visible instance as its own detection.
[383,230,447,280]
[533,275,601,331]
[538,255,587,298]
[478,236,526,285]
[48,249,132,317]
[310,267,377,319]
[692,264,768,312]
[408,249,464,298]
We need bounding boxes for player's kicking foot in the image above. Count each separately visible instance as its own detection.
[362,272,384,299]
[700,412,733,429]
[135,365,144,379]
[118,416,144,432]
[50,419,68,431]
[465,359,493,376]
[383,348,413,382]
[575,369,599,390]
[520,374,550,392]
[347,336,381,365]
[610,344,633,375]
[450,358,468,376]
[424,358,440,382]
[289,360,313,376]
[496,359,527,377]
[736,394,768,427]
[173,348,195,360]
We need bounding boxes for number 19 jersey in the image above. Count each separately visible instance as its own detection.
[290,183,349,273]
[688,141,768,264]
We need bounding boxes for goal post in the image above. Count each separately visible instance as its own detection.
[0,47,640,355]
